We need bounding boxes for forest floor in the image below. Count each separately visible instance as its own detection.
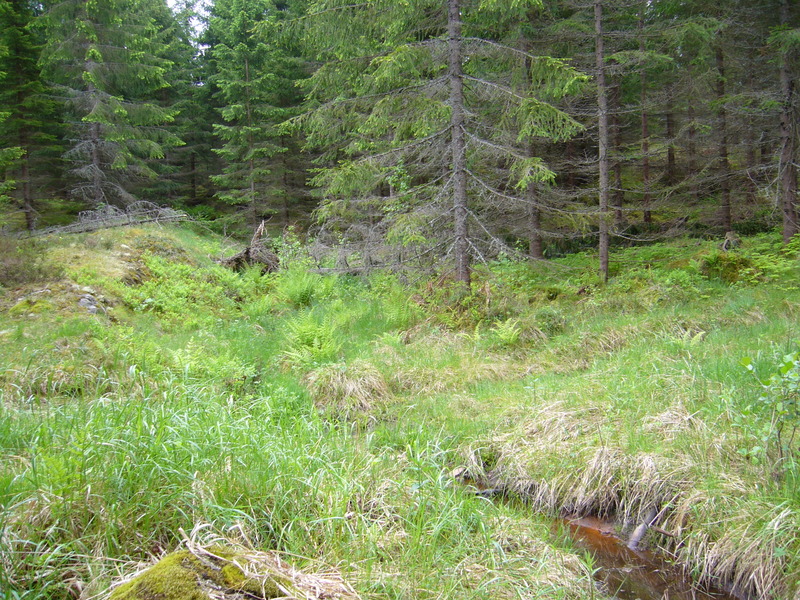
[1,224,799,600]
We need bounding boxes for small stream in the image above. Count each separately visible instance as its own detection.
[563,516,741,600]
[458,473,743,600]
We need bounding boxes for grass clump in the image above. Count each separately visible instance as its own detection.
[303,359,389,415]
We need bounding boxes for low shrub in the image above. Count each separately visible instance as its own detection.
[534,306,568,337]
[275,268,336,308]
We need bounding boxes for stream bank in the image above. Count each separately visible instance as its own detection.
[563,516,742,600]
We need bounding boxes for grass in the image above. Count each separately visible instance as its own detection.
[1,225,799,599]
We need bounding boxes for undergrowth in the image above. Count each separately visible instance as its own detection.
[1,225,799,599]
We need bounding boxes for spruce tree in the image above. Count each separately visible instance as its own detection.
[0,2,21,213]
[205,0,308,225]
[298,0,584,283]
[0,0,60,229]
[39,0,182,207]
[135,0,211,206]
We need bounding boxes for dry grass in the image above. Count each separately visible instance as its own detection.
[304,359,389,414]
[389,359,525,396]
[640,402,707,442]
[663,494,800,599]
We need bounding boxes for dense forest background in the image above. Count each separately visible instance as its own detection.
[0,0,798,278]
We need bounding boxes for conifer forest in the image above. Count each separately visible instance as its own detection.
[1,0,798,274]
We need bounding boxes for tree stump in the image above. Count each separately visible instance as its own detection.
[219,221,279,273]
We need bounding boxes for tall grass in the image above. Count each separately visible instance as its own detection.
[2,224,800,599]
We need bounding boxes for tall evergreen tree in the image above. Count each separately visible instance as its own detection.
[205,0,308,225]
[39,0,182,207]
[299,0,584,283]
[0,0,60,229]
[774,0,799,242]
[134,0,213,206]
[0,15,23,216]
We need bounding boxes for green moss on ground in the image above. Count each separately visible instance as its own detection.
[109,549,280,600]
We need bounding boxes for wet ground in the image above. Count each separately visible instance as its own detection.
[564,516,741,600]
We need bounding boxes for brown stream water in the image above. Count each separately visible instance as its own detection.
[563,516,741,600]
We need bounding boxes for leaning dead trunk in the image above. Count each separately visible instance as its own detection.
[628,506,658,550]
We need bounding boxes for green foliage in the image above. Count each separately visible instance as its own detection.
[271,226,313,267]
[39,0,183,205]
[116,252,263,328]
[206,0,307,221]
[533,306,567,337]
[275,268,336,308]
[172,332,258,393]
[281,312,341,369]
[5,226,800,599]
[369,273,423,330]
[697,234,800,288]
[299,0,584,274]
[488,318,522,348]
[740,352,800,475]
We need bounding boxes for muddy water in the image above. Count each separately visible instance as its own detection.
[564,516,740,600]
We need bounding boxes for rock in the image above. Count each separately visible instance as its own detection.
[78,294,99,314]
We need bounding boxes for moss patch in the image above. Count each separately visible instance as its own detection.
[109,549,280,600]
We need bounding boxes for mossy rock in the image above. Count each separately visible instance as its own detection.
[8,296,54,316]
[109,549,281,600]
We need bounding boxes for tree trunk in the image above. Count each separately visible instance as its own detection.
[244,56,258,223]
[565,140,576,188]
[448,0,470,285]
[282,149,290,225]
[528,183,543,259]
[780,0,798,243]
[91,120,103,206]
[743,72,758,203]
[687,105,699,202]
[19,126,35,230]
[716,46,732,232]
[596,0,610,283]
[665,103,676,185]
[611,79,624,228]
[639,3,651,224]
[524,44,544,259]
